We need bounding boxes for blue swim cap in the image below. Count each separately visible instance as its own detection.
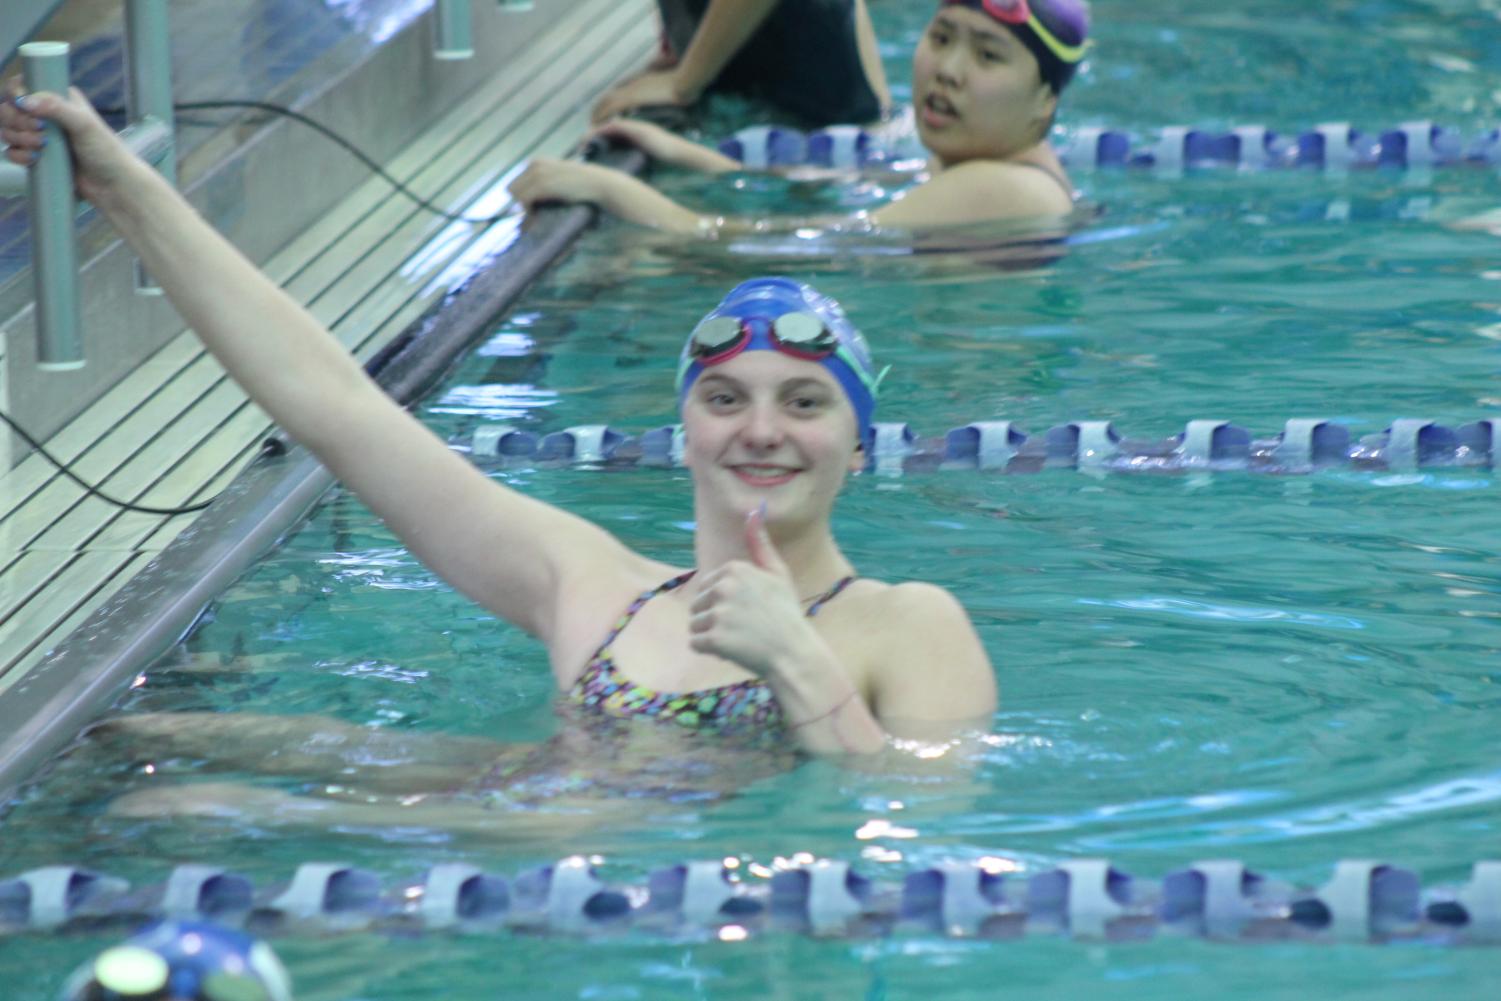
[676,278,883,449]
[60,920,294,1001]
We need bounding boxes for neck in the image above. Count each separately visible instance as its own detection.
[692,503,853,595]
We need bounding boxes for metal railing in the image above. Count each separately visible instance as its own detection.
[0,0,176,370]
[0,0,535,372]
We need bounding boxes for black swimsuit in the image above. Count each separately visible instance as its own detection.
[657,0,883,126]
[1016,159,1076,202]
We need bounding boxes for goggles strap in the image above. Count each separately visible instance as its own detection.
[955,0,1089,66]
[1025,14,1088,64]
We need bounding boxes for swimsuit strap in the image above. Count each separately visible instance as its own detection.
[590,569,848,664]
[1015,159,1075,200]
[805,575,856,617]
[592,571,696,657]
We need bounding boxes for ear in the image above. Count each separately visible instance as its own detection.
[676,410,693,467]
[848,442,867,474]
[1031,84,1057,131]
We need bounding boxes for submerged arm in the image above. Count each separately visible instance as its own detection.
[2,87,640,648]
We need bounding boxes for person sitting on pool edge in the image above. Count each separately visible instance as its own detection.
[592,0,890,127]
[514,0,1090,233]
[1,86,996,827]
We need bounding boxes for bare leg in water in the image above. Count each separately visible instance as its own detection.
[91,711,510,794]
[90,712,669,846]
[106,781,653,843]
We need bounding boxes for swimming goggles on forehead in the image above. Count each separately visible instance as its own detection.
[947,0,1088,65]
[688,311,839,363]
[83,944,276,1001]
[681,311,882,396]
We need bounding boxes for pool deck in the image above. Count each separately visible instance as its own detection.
[0,0,654,699]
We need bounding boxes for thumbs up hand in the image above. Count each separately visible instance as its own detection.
[687,505,815,678]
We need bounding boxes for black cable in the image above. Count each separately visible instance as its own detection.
[99,98,520,225]
[6,97,554,517]
[0,408,213,516]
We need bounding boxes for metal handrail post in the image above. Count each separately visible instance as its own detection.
[124,0,175,295]
[435,0,475,60]
[22,42,83,371]
[124,0,176,186]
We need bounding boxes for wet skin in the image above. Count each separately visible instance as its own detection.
[911,6,1059,168]
[680,349,866,537]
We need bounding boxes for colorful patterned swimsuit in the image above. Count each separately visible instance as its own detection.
[566,571,855,737]
[471,572,853,803]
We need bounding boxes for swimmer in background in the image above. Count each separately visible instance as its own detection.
[592,0,891,127]
[514,0,1091,233]
[0,85,994,833]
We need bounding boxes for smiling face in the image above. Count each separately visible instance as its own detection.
[680,351,865,529]
[912,5,1059,166]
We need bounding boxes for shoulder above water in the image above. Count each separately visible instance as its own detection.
[835,578,999,721]
[829,578,980,635]
[944,158,1074,207]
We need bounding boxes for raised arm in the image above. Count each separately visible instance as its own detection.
[592,0,780,122]
[1,86,643,652]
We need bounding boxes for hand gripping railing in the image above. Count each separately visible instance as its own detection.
[3,857,1499,945]
[0,0,177,370]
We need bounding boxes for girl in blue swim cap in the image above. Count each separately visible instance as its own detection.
[3,92,995,830]
[511,0,1090,234]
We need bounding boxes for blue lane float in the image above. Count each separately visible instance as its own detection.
[717,121,1501,171]
[459,419,1501,474]
[2,858,1498,944]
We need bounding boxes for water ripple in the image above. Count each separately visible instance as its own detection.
[1077,595,1367,630]
[1089,770,1501,850]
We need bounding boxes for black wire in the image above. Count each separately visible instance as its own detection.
[0,408,213,516]
[7,96,585,516]
[6,97,539,516]
[100,98,518,224]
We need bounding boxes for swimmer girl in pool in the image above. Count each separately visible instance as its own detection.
[1,86,995,829]
[510,0,1090,232]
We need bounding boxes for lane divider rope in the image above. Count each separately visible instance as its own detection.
[3,858,1497,944]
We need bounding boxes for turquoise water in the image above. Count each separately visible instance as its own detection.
[5,0,1501,997]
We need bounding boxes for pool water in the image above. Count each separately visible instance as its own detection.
[5,0,1501,997]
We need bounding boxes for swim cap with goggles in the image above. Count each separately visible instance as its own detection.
[942,0,1091,93]
[676,278,885,450]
